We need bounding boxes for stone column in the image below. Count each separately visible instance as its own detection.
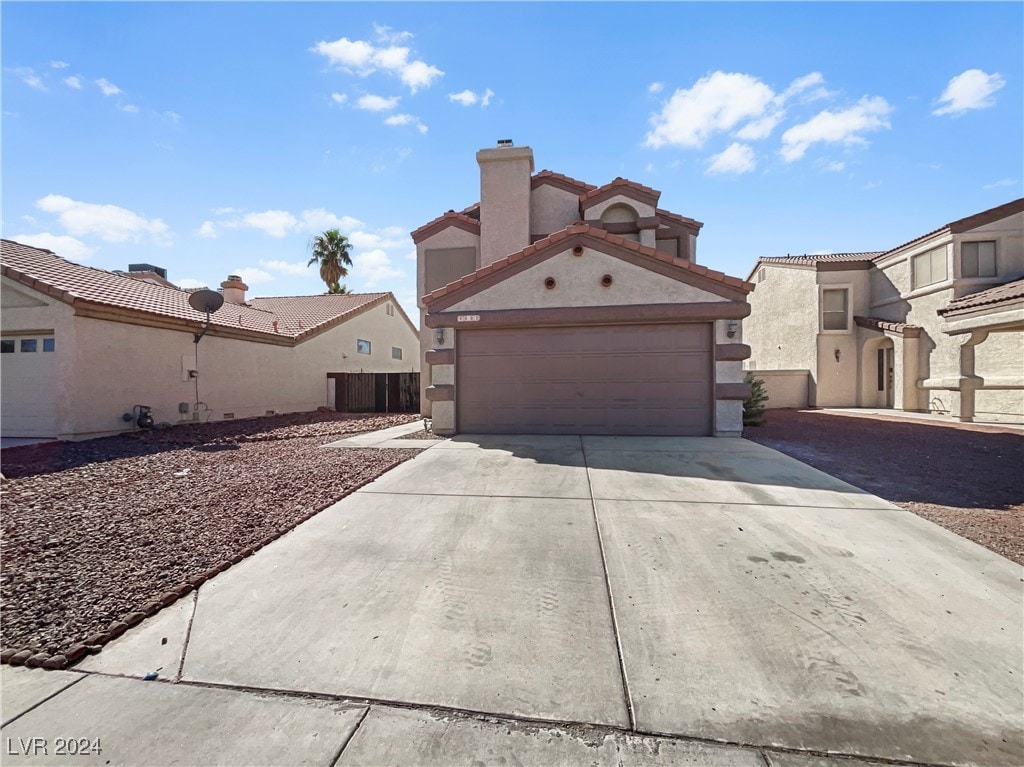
[955,330,989,422]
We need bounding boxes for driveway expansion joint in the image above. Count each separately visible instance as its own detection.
[0,670,88,728]
[328,705,370,767]
[582,434,636,731]
[116,675,961,767]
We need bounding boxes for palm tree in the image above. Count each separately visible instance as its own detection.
[307,229,353,294]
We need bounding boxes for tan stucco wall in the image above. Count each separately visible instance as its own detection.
[953,211,1024,288]
[478,146,533,267]
[747,370,810,409]
[583,193,655,221]
[1,278,77,437]
[444,246,729,313]
[2,285,419,440]
[530,184,580,238]
[813,269,870,407]
[744,265,819,399]
[416,227,481,308]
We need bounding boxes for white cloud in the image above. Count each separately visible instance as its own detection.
[50,61,69,69]
[448,88,493,107]
[330,92,348,105]
[706,143,757,175]
[373,23,412,45]
[348,229,406,250]
[241,210,299,238]
[648,82,664,94]
[11,233,96,261]
[983,178,1018,190]
[356,248,404,287]
[176,278,207,290]
[300,208,363,233]
[35,194,169,244]
[9,67,46,91]
[780,71,831,103]
[780,96,892,162]
[312,34,443,93]
[259,259,309,276]
[357,93,400,112]
[645,72,775,149]
[95,78,122,96]
[213,207,240,215]
[161,111,182,125]
[933,69,1006,116]
[120,104,139,114]
[195,221,218,238]
[384,113,427,133]
[63,75,83,90]
[234,267,274,285]
[823,160,846,172]
[734,112,784,140]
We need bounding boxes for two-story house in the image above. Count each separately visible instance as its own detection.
[411,141,753,437]
[744,198,1024,423]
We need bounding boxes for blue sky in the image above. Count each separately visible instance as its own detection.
[3,2,1021,314]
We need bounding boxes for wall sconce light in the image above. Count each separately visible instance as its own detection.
[834,348,841,362]
[435,327,445,346]
[726,320,738,339]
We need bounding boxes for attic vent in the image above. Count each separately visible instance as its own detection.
[497,139,513,147]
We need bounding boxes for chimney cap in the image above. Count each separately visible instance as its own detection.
[497,139,513,147]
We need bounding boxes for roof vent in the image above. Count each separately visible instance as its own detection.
[497,139,513,147]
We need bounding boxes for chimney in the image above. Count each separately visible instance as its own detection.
[476,140,534,267]
[220,274,248,305]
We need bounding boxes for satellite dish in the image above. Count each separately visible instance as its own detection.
[189,289,224,314]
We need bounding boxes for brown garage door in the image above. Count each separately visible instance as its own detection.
[457,323,712,435]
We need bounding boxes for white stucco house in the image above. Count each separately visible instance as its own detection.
[1,240,420,440]
[412,142,753,437]
[744,198,1024,423]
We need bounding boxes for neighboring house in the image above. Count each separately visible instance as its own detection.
[411,141,753,437]
[1,240,420,440]
[744,198,1024,423]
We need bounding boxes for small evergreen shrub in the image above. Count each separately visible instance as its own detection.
[743,372,769,427]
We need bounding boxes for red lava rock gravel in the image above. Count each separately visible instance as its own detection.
[0,411,421,665]
[745,409,1024,565]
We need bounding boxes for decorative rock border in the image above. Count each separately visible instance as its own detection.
[0,460,406,670]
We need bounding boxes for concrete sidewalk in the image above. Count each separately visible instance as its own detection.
[2,435,1021,766]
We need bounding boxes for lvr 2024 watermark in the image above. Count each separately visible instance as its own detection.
[6,738,102,757]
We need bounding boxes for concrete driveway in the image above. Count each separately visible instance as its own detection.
[3,435,1021,766]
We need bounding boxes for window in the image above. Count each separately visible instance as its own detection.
[392,346,402,360]
[961,241,996,278]
[821,288,849,331]
[20,339,37,353]
[912,246,947,289]
[43,338,55,352]
[0,340,14,353]
[758,268,767,283]
[386,303,394,316]
[356,339,371,355]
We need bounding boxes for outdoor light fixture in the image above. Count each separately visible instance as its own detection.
[727,320,738,339]
[435,327,445,346]
[835,348,842,362]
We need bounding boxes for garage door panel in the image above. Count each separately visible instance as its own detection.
[457,324,713,436]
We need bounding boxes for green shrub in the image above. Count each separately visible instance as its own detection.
[743,372,769,426]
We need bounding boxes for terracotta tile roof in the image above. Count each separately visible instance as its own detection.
[579,176,661,207]
[656,208,703,231]
[938,278,1024,317]
[758,252,883,266]
[531,169,597,193]
[875,198,1024,261]
[854,316,922,338]
[422,224,752,307]
[1,239,388,341]
[410,211,481,244]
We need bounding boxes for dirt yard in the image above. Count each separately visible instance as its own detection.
[745,409,1024,565]
[0,412,421,666]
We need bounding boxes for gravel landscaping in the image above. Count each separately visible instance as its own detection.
[745,408,1024,565]
[0,411,421,668]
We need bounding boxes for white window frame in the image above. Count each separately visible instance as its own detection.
[356,339,371,355]
[912,245,949,290]
[391,346,402,360]
[959,240,997,278]
[819,284,852,334]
